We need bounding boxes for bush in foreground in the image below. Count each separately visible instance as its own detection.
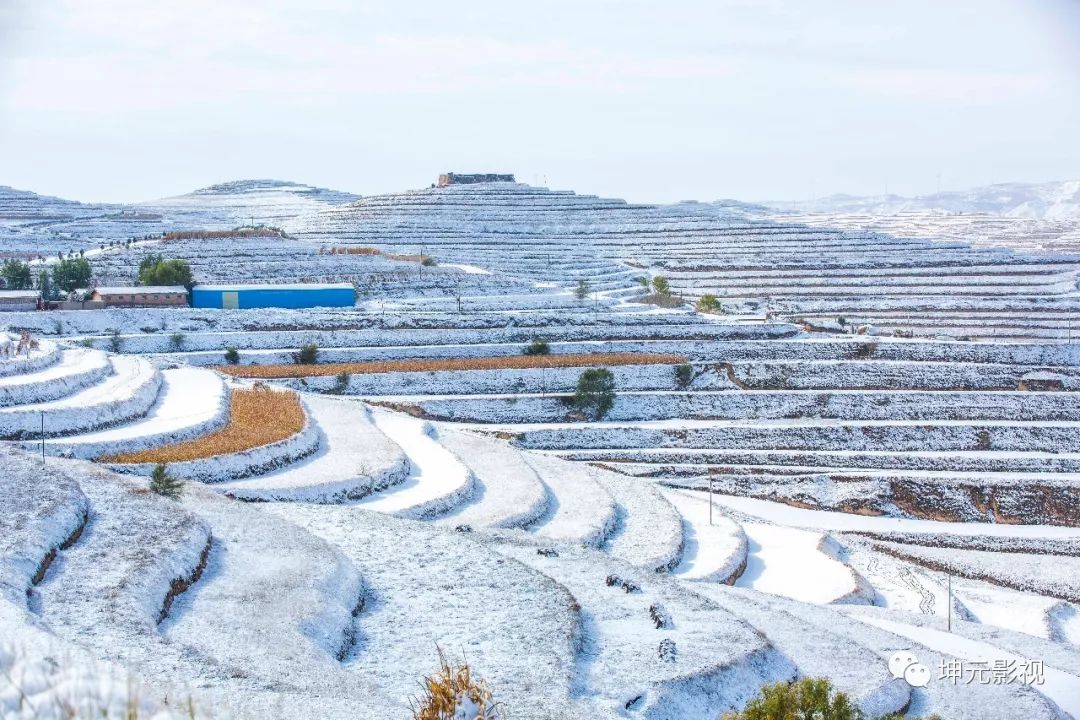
[223,345,240,365]
[722,678,858,720]
[410,647,502,720]
[722,678,942,720]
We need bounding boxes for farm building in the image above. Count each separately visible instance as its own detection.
[0,290,39,311]
[91,286,189,308]
[191,283,355,309]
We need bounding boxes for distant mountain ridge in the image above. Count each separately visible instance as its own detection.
[762,179,1080,220]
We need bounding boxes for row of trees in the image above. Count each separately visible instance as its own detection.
[1,257,92,297]
[0,255,193,297]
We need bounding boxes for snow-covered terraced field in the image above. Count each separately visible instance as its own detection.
[4,178,1080,718]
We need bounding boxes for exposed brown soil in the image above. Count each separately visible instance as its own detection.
[158,535,213,623]
[30,509,89,586]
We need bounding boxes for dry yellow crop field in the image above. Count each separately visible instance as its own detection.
[215,352,687,379]
[103,386,305,464]
[163,228,280,240]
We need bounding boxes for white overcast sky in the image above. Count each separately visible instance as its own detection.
[0,0,1077,204]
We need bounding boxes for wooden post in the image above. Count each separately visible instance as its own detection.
[947,573,952,632]
[40,411,45,464]
[708,469,715,526]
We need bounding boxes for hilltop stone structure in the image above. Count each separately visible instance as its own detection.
[437,172,515,187]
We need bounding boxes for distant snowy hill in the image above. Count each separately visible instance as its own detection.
[763,180,1080,220]
[0,184,107,220]
[0,179,360,257]
[666,198,771,218]
[142,179,360,230]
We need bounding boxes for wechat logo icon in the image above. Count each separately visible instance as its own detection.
[889,651,931,688]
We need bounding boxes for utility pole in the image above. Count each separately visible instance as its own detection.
[947,573,953,632]
[708,469,715,526]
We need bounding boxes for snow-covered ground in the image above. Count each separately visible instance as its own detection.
[854,614,1080,718]
[664,489,747,583]
[352,410,473,517]
[735,523,859,604]
[3,176,1080,719]
[46,367,228,459]
[218,396,408,502]
[709,493,1080,540]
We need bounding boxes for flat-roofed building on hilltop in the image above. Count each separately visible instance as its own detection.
[437,172,515,187]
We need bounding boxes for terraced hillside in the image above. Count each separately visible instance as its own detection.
[85,233,543,294]
[292,181,1080,341]
[772,210,1080,254]
[2,328,1079,718]
[4,178,1080,718]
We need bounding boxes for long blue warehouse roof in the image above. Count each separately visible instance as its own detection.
[193,283,354,291]
[191,283,355,309]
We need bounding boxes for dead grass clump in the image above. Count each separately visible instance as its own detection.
[323,246,382,255]
[216,352,687,379]
[162,227,281,241]
[103,387,305,464]
[852,340,878,359]
[410,647,502,720]
[635,293,685,309]
[321,246,435,264]
[387,252,436,265]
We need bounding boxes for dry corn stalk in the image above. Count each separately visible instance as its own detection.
[103,387,305,464]
[410,647,503,720]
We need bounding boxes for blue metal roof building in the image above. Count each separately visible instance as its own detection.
[191,283,355,310]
